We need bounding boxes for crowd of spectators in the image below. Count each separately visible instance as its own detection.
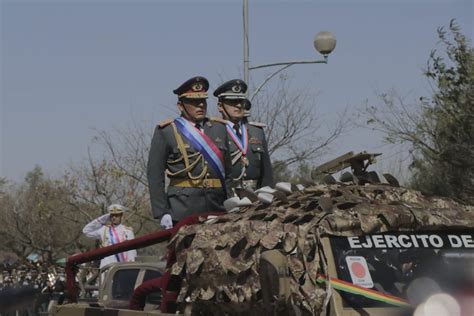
[0,261,66,316]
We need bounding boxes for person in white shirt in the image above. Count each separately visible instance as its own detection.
[82,204,137,268]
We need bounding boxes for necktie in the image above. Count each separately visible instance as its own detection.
[195,123,202,132]
[234,124,242,139]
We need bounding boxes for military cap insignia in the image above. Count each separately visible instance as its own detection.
[213,79,248,99]
[231,82,242,93]
[192,82,203,92]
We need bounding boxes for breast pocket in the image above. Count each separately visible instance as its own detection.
[250,144,264,161]
[249,144,265,174]
[168,145,197,162]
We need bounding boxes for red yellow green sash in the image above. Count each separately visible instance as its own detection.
[317,275,410,307]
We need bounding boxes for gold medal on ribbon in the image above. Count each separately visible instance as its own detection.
[242,156,249,166]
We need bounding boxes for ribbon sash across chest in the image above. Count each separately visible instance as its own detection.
[174,117,226,188]
[108,225,128,262]
[226,122,248,155]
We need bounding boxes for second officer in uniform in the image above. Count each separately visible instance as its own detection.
[214,79,273,191]
[147,76,232,228]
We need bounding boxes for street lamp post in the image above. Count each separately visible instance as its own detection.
[243,0,250,85]
[243,0,336,100]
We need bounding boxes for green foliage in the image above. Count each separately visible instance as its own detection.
[272,161,292,183]
[272,161,313,184]
[363,20,473,204]
[0,166,90,263]
[409,20,473,203]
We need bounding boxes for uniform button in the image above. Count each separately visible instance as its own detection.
[207,173,210,176]
[244,173,247,176]
[257,147,261,150]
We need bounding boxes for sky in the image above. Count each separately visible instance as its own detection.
[1,0,473,182]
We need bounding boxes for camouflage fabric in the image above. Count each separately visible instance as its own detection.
[168,183,474,315]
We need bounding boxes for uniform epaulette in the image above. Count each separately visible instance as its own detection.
[248,121,266,128]
[158,118,174,128]
[210,117,228,124]
[123,225,133,231]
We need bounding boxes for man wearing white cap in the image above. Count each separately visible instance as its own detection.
[82,204,137,268]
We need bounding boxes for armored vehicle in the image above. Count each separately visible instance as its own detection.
[53,152,474,316]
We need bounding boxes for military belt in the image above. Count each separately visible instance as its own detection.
[169,178,222,188]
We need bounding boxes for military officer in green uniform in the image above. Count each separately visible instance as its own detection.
[214,79,273,191]
[147,76,232,228]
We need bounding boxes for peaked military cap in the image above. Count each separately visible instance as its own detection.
[213,79,247,100]
[107,204,126,215]
[173,76,209,99]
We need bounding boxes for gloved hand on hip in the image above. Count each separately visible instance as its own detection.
[160,214,173,230]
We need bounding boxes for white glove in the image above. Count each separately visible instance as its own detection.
[223,197,240,212]
[160,214,173,230]
[257,192,274,204]
[275,182,293,194]
[97,213,110,225]
[255,186,276,194]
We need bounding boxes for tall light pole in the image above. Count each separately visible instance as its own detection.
[243,0,250,85]
[243,0,336,100]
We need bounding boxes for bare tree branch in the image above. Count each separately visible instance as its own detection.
[251,76,348,168]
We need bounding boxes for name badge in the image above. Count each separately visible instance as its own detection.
[249,137,262,144]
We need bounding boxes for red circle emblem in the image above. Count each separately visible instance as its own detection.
[351,262,366,278]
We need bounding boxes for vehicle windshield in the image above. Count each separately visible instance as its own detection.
[111,269,140,300]
[329,231,474,308]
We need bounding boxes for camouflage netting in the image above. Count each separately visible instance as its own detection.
[168,183,474,315]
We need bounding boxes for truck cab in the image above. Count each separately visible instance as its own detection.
[98,261,164,309]
[51,260,166,315]
[260,232,474,316]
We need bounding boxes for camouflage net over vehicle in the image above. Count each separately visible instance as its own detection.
[168,183,474,315]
